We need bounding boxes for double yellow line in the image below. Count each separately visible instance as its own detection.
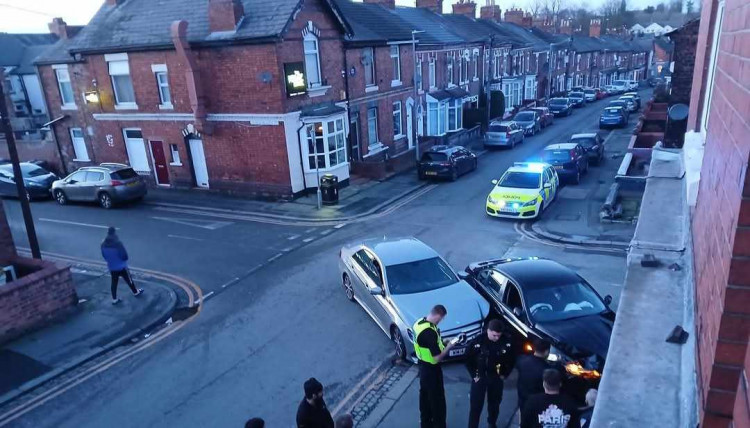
[0,251,203,427]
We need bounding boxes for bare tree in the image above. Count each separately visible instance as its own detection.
[529,0,545,18]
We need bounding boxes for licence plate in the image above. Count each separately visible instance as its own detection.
[449,347,466,357]
[498,207,517,213]
[425,171,437,176]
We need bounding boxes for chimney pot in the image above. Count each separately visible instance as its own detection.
[416,0,443,14]
[209,0,244,33]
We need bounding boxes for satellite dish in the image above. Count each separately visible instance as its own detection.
[259,71,272,84]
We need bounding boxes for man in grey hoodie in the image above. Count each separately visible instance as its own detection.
[101,227,142,305]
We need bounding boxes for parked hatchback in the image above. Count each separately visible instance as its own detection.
[622,92,641,109]
[418,146,477,181]
[485,121,525,148]
[599,106,628,129]
[583,89,598,102]
[542,143,589,184]
[548,98,573,117]
[570,133,605,165]
[0,162,57,200]
[530,107,554,128]
[52,163,147,209]
[513,111,542,136]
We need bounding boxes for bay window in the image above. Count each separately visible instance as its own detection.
[428,102,439,136]
[447,99,462,132]
[306,118,346,170]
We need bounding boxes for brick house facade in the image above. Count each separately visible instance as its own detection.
[667,19,700,105]
[684,0,750,425]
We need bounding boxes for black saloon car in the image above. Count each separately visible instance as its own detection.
[541,143,588,184]
[548,98,573,117]
[568,91,585,107]
[461,257,615,400]
[0,163,57,200]
[570,133,605,165]
[417,145,477,181]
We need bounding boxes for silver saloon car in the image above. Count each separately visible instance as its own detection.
[339,237,490,362]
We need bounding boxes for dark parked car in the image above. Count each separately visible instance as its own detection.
[599,106,628,129]
[542,143,588,184]
[608,100,631,121]
[530,107,554,128]
[461,257,615,402]
[418,145,477,181]
[548,98,573,117]
[52,163,147,209]
[0,162,57,200]
[513,111,542,136]
[568,92,585,107]
[570,133,605,165]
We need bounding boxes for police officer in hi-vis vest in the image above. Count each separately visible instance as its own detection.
[413,304,465,428]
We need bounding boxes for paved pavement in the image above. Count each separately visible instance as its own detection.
[0,91,646,427]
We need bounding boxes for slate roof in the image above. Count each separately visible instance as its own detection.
[439,14,493,44]
[570,35,604,53]
[65,0,348,54]
[332,0,413,44]
[598,35,634,52]
[0,33,58,67]
[474,20,530,49]
[654,37,674,53]
[391,7,465,46]
[494,22,549,51]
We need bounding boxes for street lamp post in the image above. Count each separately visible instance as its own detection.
[412,30,424,163]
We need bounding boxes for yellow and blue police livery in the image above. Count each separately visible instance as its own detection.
[485,162,559,219]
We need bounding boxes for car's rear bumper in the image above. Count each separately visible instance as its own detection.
[485,136,514,147]
[420,167,453,178]
[111,183,147,202]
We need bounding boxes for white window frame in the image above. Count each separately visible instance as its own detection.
[304,33,322,88]
[447,53,454,87]
[416,58,423,92]
[364,47,377,91]
[304,118,347,171]
[390,45,402,86]
[473,50,479,80]
[106,54,137,109]
[53,65,75,109]
[367,107,379,147]
[393,101,403,137]
[122,128,150,173]
[151,64,172,110]
[69,128,89,161]
[460,51,469,84]
[429,58,436,89]
[169,143,182,166]
[701,0,725,137]
[447,98,462,132]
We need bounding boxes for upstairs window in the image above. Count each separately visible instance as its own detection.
[473,50,479,79]
[447,53,454,86]
[429,58,436,89]
[107,54,136,107]
[363,47,376,88]
[390,45,401,83]
[304,33,322,88]
[54,66,75,107]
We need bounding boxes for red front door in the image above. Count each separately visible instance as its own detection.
[149,140,170,185]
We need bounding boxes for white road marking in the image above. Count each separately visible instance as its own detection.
[334,223,346,229]
[152,216,233,230]
[194,291,214,304]
[287,234,300,240]
[303,237,315,243]
[267,253,283,263]
[167,234,204,241]
[38,218,110,229]
[320,229,332,235]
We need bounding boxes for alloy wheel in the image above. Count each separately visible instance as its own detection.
[391,328,407,360]
[342,274,354,301]
[99,192,113,209]
[54,190,67,205]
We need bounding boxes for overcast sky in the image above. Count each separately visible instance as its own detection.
[0,0,660,33]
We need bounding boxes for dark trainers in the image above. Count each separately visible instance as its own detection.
[133,288,144,296]
[112,298,121,305]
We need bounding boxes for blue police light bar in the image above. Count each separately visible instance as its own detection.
[513,162,547,172]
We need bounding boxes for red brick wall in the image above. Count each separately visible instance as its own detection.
[0,258,76,345]
[691,0,750,425]
[0,140,64,175]
[670,20,700,105]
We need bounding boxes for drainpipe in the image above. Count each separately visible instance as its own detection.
[296,123,308,195]
[171,20,211,134]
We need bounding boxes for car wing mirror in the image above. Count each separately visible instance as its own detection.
[513,307,523,318]
[491,179,498,185]
[604,295,612,306]
[457,271,469,281]
[370,286,384,296]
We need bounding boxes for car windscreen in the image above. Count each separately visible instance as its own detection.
[19,164,47,178]
[514,112,534,121]
[569,92,583,98]
[612,80,626,86]
[543,150,572,162]
[549,99,568,106]
[421,152,448,162]
[499,171,540,189]
[489,124,508,133]
[111,168,139,180]
[610,101,627,107]
[584,90,595,94]
[386,257,457,295]
[523,281,607,323]
[572,137,596,147]
[603,108,622,116]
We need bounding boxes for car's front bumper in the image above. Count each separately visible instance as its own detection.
[486,199,540,219]
[550,109,568,116]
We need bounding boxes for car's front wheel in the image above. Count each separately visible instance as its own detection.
[342,274,355,302]
[98,192,113,209]
[391,327,407,361]
[54,190,67,205]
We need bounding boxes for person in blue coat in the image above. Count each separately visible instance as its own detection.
[101,226,142,304]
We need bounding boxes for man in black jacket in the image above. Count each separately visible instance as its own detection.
[516,337,556,412]
[296,378,334,428]
[465,319,515,428]
[521,369,580,428]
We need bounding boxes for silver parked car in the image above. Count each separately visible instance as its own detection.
[52,163,147,209]
[485,121,525,148]
[338,237,489,361]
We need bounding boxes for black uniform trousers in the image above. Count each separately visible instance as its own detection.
[468,376,504,428]
[419,363,446,428]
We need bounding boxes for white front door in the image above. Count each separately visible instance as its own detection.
[188,139,209,188]
[406,99,414,149]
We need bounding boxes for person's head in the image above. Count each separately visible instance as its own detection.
[585,388,598,407]
[486,319,504,342]
[426,304,447,325]
[304,378,324,402]
[245,418,265,428]
[532,337,550,358]
[334,414,354,428]
[107,226,117,237]
[542,368,562,394]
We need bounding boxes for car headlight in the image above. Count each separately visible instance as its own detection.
[487,195,498,205]
[25,181,43,187]
[521,198,538,207]
[565,361,601,379]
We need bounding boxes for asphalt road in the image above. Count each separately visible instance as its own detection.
[2,94,635,427]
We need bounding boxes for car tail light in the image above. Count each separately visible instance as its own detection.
[506,132,511,138]
[570,150,577,160]
[111,180,124,186]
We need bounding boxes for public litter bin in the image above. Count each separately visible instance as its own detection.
[320,174,339,205]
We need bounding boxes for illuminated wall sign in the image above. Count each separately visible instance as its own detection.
[284,62,307,97]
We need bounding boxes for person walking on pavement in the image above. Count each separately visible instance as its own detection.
[413,304,464,428]
[465,319,516,428]
[578,389,597,428]
[101,226,142,305]
[296,377,334,428]
[516,338,556,412]
[521,369,580,428]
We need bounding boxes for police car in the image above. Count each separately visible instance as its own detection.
[485,162,559,219]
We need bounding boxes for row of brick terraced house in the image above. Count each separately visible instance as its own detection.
[13,0,651,199]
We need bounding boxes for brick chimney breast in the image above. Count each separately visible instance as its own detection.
[209,0,244,33]
[416,0,444,14]
[590,19,602,38]
[48,17,69,39]
[452,0,477,18]
[504,8,525,26]
[480,5,501,22]
[363,0,396,8]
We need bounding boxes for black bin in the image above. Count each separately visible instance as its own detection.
[320,174,339,205]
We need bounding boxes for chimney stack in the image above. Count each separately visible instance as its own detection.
[560,19,573,35]
[363,0,396,9]
[521,13,532,28]
[209,0,244,33]
[48,17,71,39]
[416,0,444,14]
[480,5,502,22]
[589,19,602,37]
[452,0,477,18]
[504,8,525,26]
